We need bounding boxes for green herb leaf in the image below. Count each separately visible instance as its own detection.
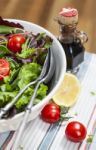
[60,115,72,122]
[60,106,70,114]
[86,135,93,144]
[59,106,71,122]
[74,112,78,116]
[90,91,96,95]
[19,145,24,150]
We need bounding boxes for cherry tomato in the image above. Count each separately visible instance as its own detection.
[0,59,10,80]
[41,102,60,123]
[65,121,87,142]
[7,34,26,53]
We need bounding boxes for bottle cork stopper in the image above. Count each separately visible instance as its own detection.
[58,8,78,25]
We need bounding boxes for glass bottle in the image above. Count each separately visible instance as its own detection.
[56,8,88,72]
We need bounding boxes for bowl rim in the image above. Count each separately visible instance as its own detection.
[0,19,66,121]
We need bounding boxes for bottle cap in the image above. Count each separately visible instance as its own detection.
[58,8,78,25]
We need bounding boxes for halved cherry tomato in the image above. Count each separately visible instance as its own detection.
[65,121,87,142]
[41,102,60,123]
[0,59,10,80]
[7,34,26,53]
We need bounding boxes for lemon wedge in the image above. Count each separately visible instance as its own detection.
[53,73,81,107]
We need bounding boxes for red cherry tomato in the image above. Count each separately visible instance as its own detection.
[65,121,87,142]
[41,102,60,123]
[7,34,26,53]
[0,59,10,80]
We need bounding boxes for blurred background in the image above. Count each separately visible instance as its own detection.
[0,0,96,52]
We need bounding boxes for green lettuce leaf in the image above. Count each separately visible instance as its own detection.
[16,48,35,58]
[18,63,41,89]
[37,84,48,99]
[0,91,18,107]
[15,83,48,110]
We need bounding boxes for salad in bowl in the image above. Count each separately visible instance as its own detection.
[0,17,53,117]
[0,18,66,132]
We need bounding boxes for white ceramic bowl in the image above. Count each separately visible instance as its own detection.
[0,19,66,132]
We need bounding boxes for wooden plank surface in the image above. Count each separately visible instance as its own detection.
[0,0,96,52]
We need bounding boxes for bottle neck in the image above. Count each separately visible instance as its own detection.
[58,23,77,44]
[59,23,77,34]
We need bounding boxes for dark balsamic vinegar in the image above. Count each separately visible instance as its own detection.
[60,40,85,70]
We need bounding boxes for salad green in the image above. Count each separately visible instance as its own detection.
[0,18,53,115]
